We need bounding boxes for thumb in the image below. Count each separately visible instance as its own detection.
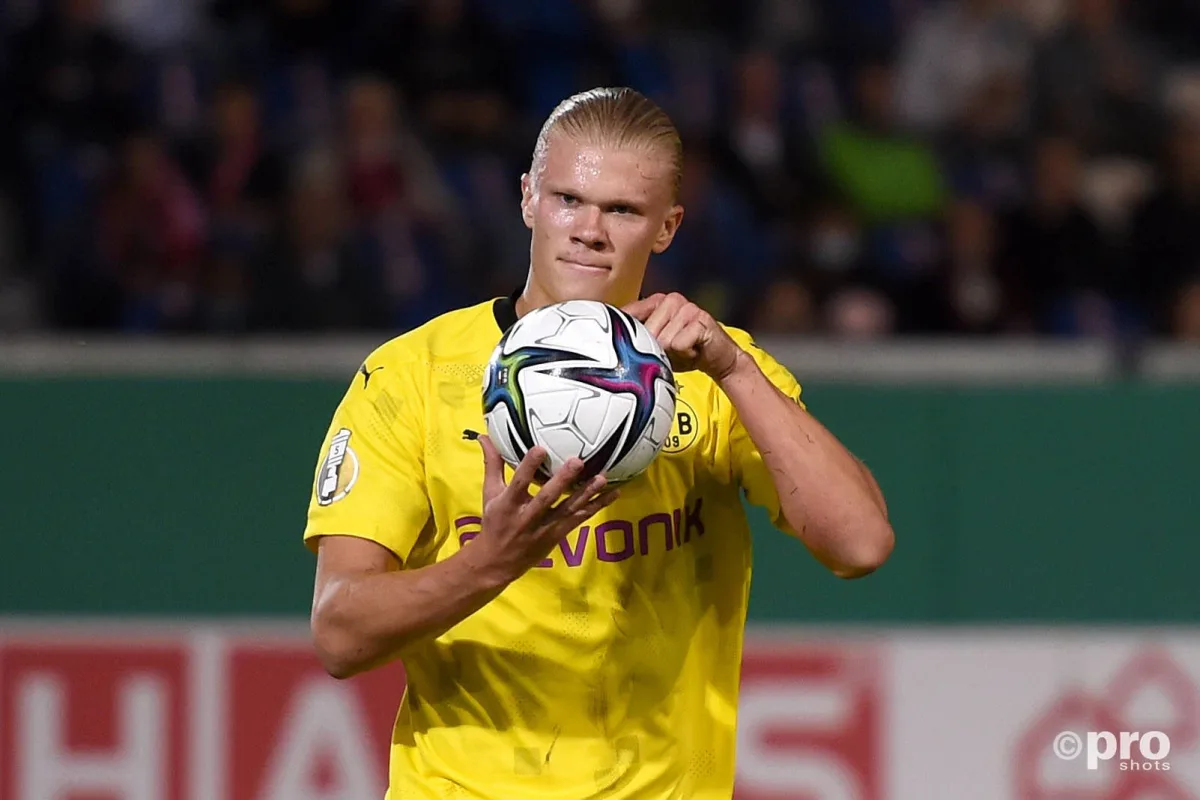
[478,434,508,502]
[622,293,663,322]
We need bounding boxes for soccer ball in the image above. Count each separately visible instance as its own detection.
[482,300,677,485]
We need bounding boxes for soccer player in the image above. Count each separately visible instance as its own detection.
[305,87,893,799]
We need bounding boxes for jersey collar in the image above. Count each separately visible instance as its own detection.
[491,286,521,332]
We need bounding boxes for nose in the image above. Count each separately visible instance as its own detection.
[570,205,607,251]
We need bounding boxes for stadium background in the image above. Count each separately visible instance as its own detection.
[2,0,1199,797]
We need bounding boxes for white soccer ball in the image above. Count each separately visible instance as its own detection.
[482,299,677,484]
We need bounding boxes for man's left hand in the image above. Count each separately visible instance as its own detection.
[624,293,743,380]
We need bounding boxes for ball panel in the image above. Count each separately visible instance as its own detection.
[557,299,612,321]
[577,413,635,481]
[536,324,612,365]
[643,383,677,449]
[503,303,616,366]
[586,392,636,459]
[484,403,525,466]
[524,388,577,428]
[501,306,563,352]
[569,389,609,445]
[605,433,661,483]
[534,427,587,471]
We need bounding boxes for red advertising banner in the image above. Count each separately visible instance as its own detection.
[0,624,877,800]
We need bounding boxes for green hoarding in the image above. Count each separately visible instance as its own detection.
[3,378,1197,622]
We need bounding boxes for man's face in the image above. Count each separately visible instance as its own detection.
[520,133,683,307]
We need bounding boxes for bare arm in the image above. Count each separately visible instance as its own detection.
[718,350,894,579]
[310,535,511,678]
[855,456,888,520]
[626,292,894,581]
[310,441,617,679]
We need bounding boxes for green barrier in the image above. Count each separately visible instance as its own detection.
[3,379,1197,622]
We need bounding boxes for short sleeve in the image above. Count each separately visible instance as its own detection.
[725,329,805,527]
[303,353,431,563]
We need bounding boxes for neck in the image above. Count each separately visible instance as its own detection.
[514,274,639,318]
[514,275,548,317]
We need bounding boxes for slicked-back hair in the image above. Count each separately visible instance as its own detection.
[530,87,683,201]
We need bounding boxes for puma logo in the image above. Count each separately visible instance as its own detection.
[359,364,384,388]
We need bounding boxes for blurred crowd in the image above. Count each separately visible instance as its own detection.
[2,0,1200,340]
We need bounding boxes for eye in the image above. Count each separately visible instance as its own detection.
[557,193,580,206]
[608,205,634,215]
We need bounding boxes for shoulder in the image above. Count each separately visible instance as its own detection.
[363,299,500,371]
[719,324,805,404]
[719,325,760,352]
[720,324,780,370]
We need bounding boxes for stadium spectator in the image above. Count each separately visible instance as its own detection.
[1033,0,1165,157]
[1173,279,1200,341]
[720,50,810,222]
[893,0,1033,136]
[751,276,818,335]
[999,135,1113,335]
[248,149,388,332]
[97,130,207,331]
[919,198,1008,335]
[818,59,949,224]
[1128,114,1200,336]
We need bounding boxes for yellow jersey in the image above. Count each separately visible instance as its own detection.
[303,291,804,799]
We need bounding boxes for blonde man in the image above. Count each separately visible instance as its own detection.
[304,87,893,800]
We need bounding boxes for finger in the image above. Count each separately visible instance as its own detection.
[558,488,621,530]
[478,435,509,502]
[523,456,587,518]
[677,318,709,356]
[551,473,609,518]
[656,304,701,351]
[623,293,664,321]
[506,445,551,498]
[667,318,709,370]
[643,293,684,337]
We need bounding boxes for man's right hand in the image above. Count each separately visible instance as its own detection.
[470,436,619,580]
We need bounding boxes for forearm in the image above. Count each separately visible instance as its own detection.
[312,547,511,678]
[717,351,894,578]
[856,457,888,519]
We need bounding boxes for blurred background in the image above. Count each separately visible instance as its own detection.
[1,0,1199,797]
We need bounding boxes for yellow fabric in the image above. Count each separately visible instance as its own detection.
[304,299,804,799]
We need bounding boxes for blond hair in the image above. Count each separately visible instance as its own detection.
[530,87,683,200]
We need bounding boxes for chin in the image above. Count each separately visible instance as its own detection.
[549,267,617,302]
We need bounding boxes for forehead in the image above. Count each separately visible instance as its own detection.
[539,134,673,203]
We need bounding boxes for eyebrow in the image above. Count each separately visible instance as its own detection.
[548,187,647,213]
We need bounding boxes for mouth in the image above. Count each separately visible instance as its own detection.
[558,258,612,272]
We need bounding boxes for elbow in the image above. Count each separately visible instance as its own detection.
[314,646,361,681]
[310,591,374,680]
[311,615,361,680]
[830,520,895,580]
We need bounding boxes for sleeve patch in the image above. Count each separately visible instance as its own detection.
[316,428,360,506]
